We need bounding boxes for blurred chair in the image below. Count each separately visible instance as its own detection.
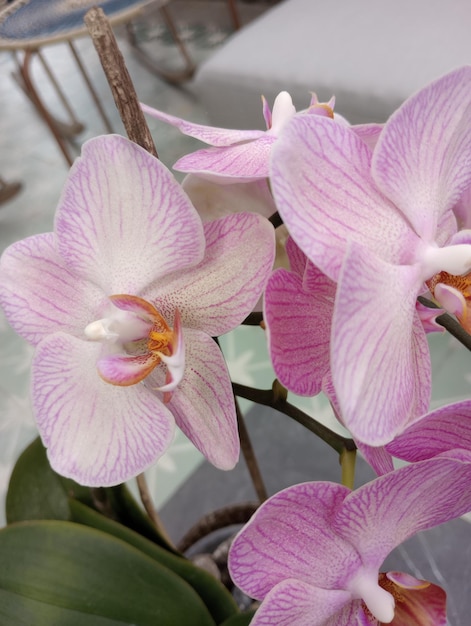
[0,0,196,165]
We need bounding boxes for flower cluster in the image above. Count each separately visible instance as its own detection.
[2,65,471,625]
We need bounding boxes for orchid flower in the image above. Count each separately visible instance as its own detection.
[0,135,275,486]
[270,65,471,446]
[141,92,336,182]
[229,451,471,625]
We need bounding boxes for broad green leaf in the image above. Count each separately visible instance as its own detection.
[6,437,70,523]
[7,437,176,551]
[0,521,216,626]
[220,610,256,626]
[69,498,238,625]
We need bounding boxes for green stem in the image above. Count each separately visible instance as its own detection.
[340,448,357,490]
[232,381,356,456]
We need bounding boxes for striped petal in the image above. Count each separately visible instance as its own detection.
[150,328,239,470]
[174,135,276,183]
[143,212,275,336]
[32,332,175,486]
[0,232,104,346]
[55,135,205,294]
[264,265,333,396]
[373,66,471,241]
[271,115,416,281]
[97,352,159,386]
[332,242,430,445]
[141,102,265,146]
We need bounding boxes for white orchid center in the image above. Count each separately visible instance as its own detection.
[349,569,395,623]
[421,243,471,279]
[85,294,184,398]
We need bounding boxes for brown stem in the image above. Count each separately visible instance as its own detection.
[177,502,259,554]
[235,398,268,503]
[84,7,158,157]
[136,473,176,549]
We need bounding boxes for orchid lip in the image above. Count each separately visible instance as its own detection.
[86,295,185,390]
[349,570,395,623]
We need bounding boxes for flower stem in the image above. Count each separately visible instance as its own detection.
[232,381,356,456]
[136,473,176,550]
[340,448,357,490]
[84,7,158,157]
[235,397,268,503]
[418,296,471,351]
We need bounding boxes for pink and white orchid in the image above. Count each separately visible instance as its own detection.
[0,135,275,486]
[141,92,336,183]
[229,452,471,625]
[270,66,471,446]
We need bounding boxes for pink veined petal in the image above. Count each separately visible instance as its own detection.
[433,282,466,318]
[386,399,471,463]
[285,236,308,278]
[372,66,471,241]
[246,579,354,626]
[0,232,104,346]
[97,352,159,386]
[173,135,276,182]
[182,174,276,222]
[355,441,394,476]
[142,212,275,336]
[264,266,333,396]
[270,115,416,282]
[334,454,471,574]
[55,135,205,294]
[148,328,239,470]
[453,182,471,230]
[386,573,447,626]
[352,123,384,151]
[109,293,162,319]
[140,102,265,146]
[228,481,359,599]
[331,242,429,445]
[32,332,175,486]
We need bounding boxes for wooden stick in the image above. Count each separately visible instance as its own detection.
[84,7,158,158]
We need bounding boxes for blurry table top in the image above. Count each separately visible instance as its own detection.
[0,0,164,50]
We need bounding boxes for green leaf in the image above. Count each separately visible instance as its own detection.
[7,437,175,551]
[0,521,216,626]
[6,437,71,523]
[69,498,238,625]
[220,610,256,626]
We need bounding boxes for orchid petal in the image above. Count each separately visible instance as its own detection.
[264,266,333,396]
[152,329,239,470]
[269,91,296,134]
[247,579,354,626]
[144,212,275,336]
[271,116,415,281]
[433,282,466,318]
[97,352,159,386]
[32,332,175,486]
[453,183,471,230]
[140,102,265,146]
[285,236,308,278]
[182,175,276,222]
[332,243,430,444]
[373,66,471,240]
[415,300,445,334]
[385,573,446,626]
[355,441,394,476]
[334,453,471,572]
[0,232,104,346]
[386,399,471,463]
[352,123,383,151]
[261,95,272,129]
[55,135,205,294]
[229,481,359,599]
[173,135,276,182]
